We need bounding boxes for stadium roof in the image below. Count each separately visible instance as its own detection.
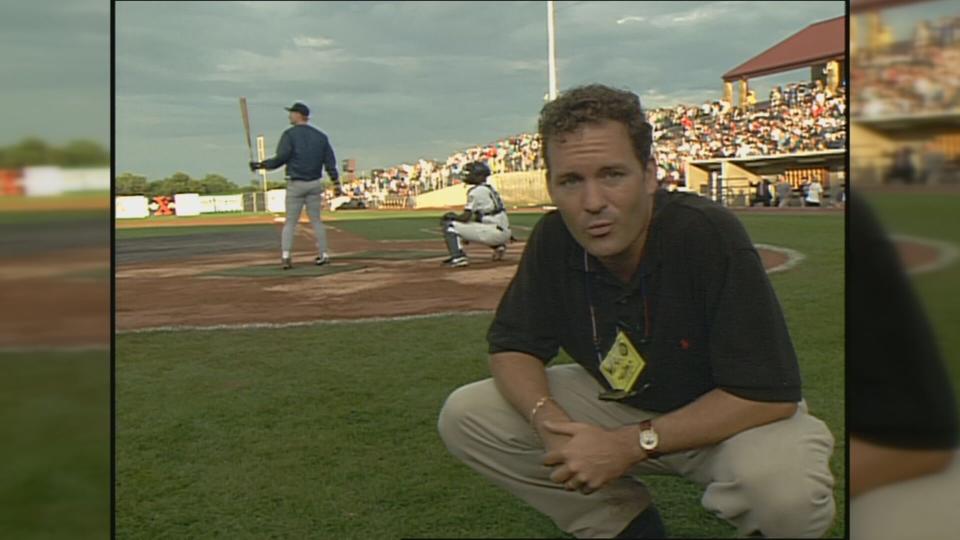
[688,150,847,176]
[723,16,845,81]
[850,0,931,13]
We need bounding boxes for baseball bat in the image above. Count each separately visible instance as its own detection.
[239,97,254,162]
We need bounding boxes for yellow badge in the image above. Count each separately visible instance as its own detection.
[599,329,646,392]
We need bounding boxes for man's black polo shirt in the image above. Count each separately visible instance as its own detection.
[487,190,802,412]
[848,193,958,449]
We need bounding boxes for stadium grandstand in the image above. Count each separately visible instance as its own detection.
[338,16,847,209]
[849,0,960,186]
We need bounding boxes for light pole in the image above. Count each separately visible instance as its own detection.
[547,0,558,101]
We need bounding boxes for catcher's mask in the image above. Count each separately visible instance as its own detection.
[462,161,491,185]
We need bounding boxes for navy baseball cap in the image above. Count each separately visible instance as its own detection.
[284,102,310,116]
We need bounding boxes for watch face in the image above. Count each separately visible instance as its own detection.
[640,430,658,450]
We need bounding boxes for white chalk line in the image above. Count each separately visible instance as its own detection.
[892,234,960,275]
[117,310,495,335]
[754,244,806,274]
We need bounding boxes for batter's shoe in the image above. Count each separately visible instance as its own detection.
[281,257,293,270]
[492,245,506,261]
[315,253,330,266]
[448,256,469,268]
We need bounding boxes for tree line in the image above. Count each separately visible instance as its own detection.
[0,138,295,197]
[0,138,109,168]
[115,172,287,197]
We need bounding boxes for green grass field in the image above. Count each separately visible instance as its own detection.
[0,350,110,539]
[861,191,960,414]
[0,209,109,225]
[116,212,845,538]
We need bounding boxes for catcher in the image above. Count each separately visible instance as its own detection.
[440,161,512,268]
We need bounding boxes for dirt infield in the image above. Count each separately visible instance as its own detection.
[0,209,937,341]
[896,239,943,273]
[0,211,110,349]
[0,194,110,211]
[0,247,110,348]
[116,219,796,332]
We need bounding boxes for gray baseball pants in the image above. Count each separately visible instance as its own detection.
[282,179,327,255]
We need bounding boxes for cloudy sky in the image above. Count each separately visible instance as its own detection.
[114,0,853,183]
[0,0,109,148]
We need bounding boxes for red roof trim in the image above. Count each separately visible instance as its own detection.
[723,16,846,81]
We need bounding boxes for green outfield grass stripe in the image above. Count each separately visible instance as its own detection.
[117,310,495,335]
[0,210,108,224]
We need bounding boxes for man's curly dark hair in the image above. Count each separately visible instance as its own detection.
[537,84,654,175]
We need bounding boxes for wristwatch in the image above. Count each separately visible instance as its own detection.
[637,419,661,459]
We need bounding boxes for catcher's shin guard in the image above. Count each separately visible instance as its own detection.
[443,225,464,258]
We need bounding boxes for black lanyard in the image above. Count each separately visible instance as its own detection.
[583,249,604,366]
[583,248,653,401]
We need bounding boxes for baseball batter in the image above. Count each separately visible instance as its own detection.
[250,101,343,270]
[440,161,511,268]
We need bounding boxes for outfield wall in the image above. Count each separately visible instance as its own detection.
[115,191,283,218]
[490,170,550,207]
[413,184,468,208]
[412,171,551,209]
[9,166,111,196]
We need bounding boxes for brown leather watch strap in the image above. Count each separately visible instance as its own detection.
[638,419,662,459]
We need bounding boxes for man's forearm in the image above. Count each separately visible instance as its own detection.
[489,352,573,443]
[851,436,955,497]
[628,388,798,459]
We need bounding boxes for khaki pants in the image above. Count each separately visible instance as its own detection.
[851,451,960,540]
[438,364,836,538]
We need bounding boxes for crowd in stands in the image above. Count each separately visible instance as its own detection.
[649,80,846,182]
[331,133,543,202]
[851,16,960,118]
[332,78,846,204]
